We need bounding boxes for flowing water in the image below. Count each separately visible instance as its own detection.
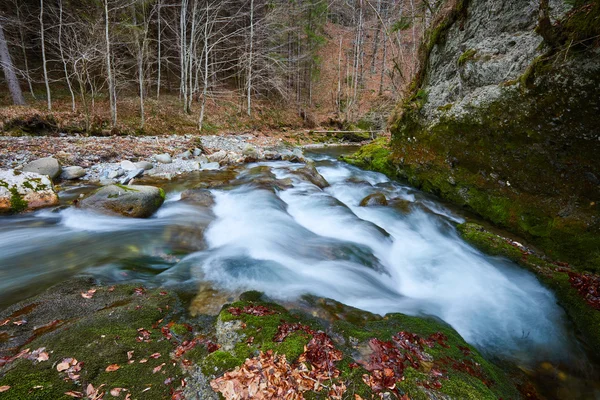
[0,147,598,398]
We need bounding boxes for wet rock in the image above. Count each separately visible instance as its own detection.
[154,153,172,164]
[78,184,165,218]
[119,168,145,185]
[359,193,388,207]
[389,198,412,213]
[60,166,86,180]
[180,188,215,208]
[22,157,61,179]
[0,169,59,213]
[120,160,137,171]
[134,161,154,171]
[281,148,306,163]
[293,164,329,188]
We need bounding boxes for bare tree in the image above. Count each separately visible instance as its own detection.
[0,19,26,105]
[40,0,51,111]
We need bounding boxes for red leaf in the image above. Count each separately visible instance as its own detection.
[81,289,97,299]
[105,364,120,372]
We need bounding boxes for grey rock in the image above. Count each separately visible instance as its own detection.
[359,193,388,207]
[22,157,61,179]
[134,161,154,171]
[106,168,124,179]
[120,160,137,171]
[215,319,245,351]
[60,166,86,180]
[192,148,203,157]
[119,168,145,185]
[207,150,227,163]
[0,169,59,213]
[176,150,191,160]
[78,184,165,218]
[200,162,220,171]
[154,153,172,164]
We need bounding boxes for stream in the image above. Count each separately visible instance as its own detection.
[0,147,598,398]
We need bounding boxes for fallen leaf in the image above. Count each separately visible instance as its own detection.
[65,391,83,398]
[149,353,161,359]
[0,319,9,326]
[139,358,148,363]
[86,384,96,397]
[108,286,115,292]
[125,394,131,400]
[127,351,134,360]
[142,387,151,392]
[106,364,120,372]
[57,361,71,372]
[81,289,97,299]
[0,386,10,392]
[153,363,166,373]
[12,320,27,326]
[110,387,124,397]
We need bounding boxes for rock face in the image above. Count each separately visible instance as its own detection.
[78,184,165,218]
[0,170,59,213]
[22,157,61,179]
[384,0,600,270]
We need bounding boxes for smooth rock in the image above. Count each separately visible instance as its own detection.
[0,169,59,213]
[119,168,145,185]
[78,184,165,218]
[200,162,220,171]
[22,157,61,179]
[207,150,227,163]
[192,148,202,157]
[180,188,215,208]
[154,153,172,164]
[106,168,124,179]
[176,150,192,160]
[135,161,154,171]
[60,166,86,180]
[120,160,137,171]
[359,193,388,207]
[293,164,329,188]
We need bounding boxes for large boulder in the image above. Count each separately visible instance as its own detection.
[22,157,61,179]
[78,184,165,218]
[0,169,59,213]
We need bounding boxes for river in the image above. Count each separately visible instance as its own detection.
[0,147,598,398]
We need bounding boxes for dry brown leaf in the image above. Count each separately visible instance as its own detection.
[12,320,27,326]
[153,363,166,373]
[57,361,71,372]
[0,386,10,392]
[64,391,84,398]
[110,387,124,397]
[127,351,134,360]
[81,289,97,299]
[0,319,9,326]
[149,353,161,359]
[106,364,120,372]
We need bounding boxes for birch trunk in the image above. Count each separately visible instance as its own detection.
[0,21,26,105]
[104,0,117,126]
[40,0,52,111]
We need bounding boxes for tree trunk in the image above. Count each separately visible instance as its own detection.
[0,22,26,105]
[40,0,52,111]
[156,0,161,99]
[104,0,117,127]
[16,5,35,98]
[58,0,76,112]
[246,0,254,117]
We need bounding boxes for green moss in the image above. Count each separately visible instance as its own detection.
[341,137,395,177]
[0,287,182,400]
[458,49,478,66]
[10,187,28,213]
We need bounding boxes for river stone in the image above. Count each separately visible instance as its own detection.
[207,150,227,163]
[22,157,61,179]
[78,184,165,218]
[192,148,203,157]
[293,164,329,188]
[154,153,172,164]
[176,150,192,160]
[135,161,154,171]
[0,169,59,213]
[200,162,220,171]
[360,193,388,207]
[60,166,86,180]
[120,160,137,171]
[106,168,124,179]
[119,168,145,185]
[180,188,215,208]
